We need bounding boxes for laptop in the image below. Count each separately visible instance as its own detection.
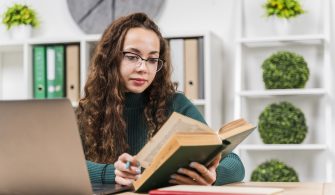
[0,99,131,195]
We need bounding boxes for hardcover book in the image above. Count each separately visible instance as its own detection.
[133,112,256,192]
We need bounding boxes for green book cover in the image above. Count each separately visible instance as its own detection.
[33,46,46,99]
[136,144,225,192]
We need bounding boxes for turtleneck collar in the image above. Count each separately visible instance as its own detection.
[124,92,146,108]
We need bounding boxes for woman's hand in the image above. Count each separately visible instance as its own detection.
[114,153,141,186]
[169,154,221,185]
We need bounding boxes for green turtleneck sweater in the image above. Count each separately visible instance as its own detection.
[86,92,244,185]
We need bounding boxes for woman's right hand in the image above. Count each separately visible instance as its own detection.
[114,153,141,186]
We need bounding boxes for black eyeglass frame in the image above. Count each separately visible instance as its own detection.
[122,51,165,72]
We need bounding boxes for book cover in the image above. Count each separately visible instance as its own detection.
[33,46,46,99]
[133,112,256,192]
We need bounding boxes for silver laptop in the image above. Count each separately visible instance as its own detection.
[0,99,130,195]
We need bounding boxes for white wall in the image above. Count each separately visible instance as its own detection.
[1,0,335,125]
[1,0,335,181]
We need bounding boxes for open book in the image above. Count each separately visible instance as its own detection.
[133,112,256,192]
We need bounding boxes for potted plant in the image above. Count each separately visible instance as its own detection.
[263,0,306,35]
[262,51,309,89]
[251,159,299,182]
[1,3,40,40]
[258,101,308,144]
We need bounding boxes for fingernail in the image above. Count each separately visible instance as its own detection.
[189,162,195,168]
[177,168,183,173]
[136,162,141,167]
[169,179,175,184]
[170,174,176,179]
[136,169,141,174]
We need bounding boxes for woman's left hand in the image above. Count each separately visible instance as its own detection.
[169,154,221,185]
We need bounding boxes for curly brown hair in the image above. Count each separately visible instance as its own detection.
[76,13,175,164]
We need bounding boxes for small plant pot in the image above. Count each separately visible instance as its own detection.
[273,18,291,36]
[9,25,32,40]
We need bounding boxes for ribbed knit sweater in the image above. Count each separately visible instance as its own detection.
[86,92,245,185]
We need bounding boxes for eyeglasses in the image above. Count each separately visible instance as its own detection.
[122,51,164,72]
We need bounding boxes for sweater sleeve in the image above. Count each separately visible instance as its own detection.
[214,153,245,185]
[86,160,116,184]
[172,93,245,185]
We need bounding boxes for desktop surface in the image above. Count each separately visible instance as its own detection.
[118,182,335,195]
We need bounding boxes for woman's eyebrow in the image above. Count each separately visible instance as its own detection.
[123,47,141,53]
[124,47,159,56]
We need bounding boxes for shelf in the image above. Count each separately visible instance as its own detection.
[0,43,24,52]
[0,35,102,47]
[238,144,328,151]
[238,88,327,98]
[238,34,325,47]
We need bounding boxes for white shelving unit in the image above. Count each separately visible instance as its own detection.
[0,31,223,129]
[235,0,333,182]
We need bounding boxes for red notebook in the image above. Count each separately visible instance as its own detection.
[149,185,284,195]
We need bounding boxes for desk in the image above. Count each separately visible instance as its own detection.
[120,182,335,195]
[229,182,335,195]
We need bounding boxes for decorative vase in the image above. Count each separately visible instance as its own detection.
[273,18,291,36]
[9,25,32,40]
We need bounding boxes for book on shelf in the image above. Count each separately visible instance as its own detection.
[149,185,284,195]
[132,112,256,192]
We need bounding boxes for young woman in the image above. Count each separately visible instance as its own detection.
[76,12,244,186]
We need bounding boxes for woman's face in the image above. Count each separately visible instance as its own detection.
[120,27,161,93]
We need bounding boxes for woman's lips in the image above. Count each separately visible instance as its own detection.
[131,78,147,86]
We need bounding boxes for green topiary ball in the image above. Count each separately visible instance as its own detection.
[258,101,307,144]
[262,51,309,89]
[251,159,299,182]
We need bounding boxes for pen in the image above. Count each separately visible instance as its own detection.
[125,161,131,169]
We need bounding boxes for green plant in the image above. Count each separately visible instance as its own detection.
[2,3,39,30]
[258,101,307,144]
[251,159,299,182]
[262,51,309,89]
[263,0,305,19]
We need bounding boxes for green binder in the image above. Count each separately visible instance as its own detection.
[47,45,65,98]
[54,46,65,97]
[33,46,46,99]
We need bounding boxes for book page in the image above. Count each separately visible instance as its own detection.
[136,112,215,168]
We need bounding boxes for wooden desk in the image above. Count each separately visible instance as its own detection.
[228,182,335,195]
[120,182,335,195]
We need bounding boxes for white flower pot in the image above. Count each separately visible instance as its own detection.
[273,18,291,36]
[9,25,32,40]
